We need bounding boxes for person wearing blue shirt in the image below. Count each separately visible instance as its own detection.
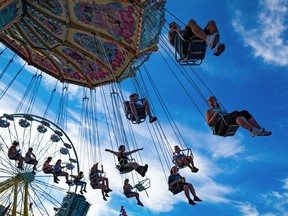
[168,166,202,206]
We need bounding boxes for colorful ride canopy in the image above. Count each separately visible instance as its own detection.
[0,0,166,88]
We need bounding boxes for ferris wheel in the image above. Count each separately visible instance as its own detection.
[0,113,79,216]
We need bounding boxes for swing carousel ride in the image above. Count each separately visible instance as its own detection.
[0,0,216,215]
[0,0,171,215]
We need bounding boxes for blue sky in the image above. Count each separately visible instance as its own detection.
[0,0,288,216]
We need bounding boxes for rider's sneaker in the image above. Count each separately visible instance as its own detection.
[194,196,202,202]
[213,43,225,56]
[257,128,272,136]
[191,167,199,173]
[140,164,148,177]
[188,199,196,205]
[149,117,157,123]
[251,128,264,137]
[137,201,144,207]
[207,33,219,49]
[136,118,141,124]
[104,188,113,193]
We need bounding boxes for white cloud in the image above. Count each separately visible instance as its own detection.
[196,176,235,203]
[283,178,288,190]
[260,178,288,216]
[232,0,288,66]
[235,202,259,216]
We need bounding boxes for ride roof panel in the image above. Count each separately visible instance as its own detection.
[0,0,166,88]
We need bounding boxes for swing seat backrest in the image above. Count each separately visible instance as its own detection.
[172,148,193,169]
[213,118,239,137]
[134,184,145,191]
[91,182,103,189]
[172,154,186,169]
[25,160,35,165]
[174,32,207,66]
[123,101,146,124]
[116,164,134,174]
[134,178,151,191]
[69,175,77,187]
[89,172,105,182]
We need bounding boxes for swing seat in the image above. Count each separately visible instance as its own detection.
[134,178,151,191]
[116,158,135,174]
[169,183,184,195]
[213,118,239,137]
[91,182,103,189]
[174,32,207,66]
[89,171,105,182]
[116,163,134,174]
[70,175,78,188]
[89,173,98,181]
[25,159,36,165]
[123,101,146,124]
[172,148,193,169]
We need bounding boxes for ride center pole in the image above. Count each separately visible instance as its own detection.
[24,182,29,216]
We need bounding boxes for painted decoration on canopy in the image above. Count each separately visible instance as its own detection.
[0,0,23,30]
[0,0,166,88]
